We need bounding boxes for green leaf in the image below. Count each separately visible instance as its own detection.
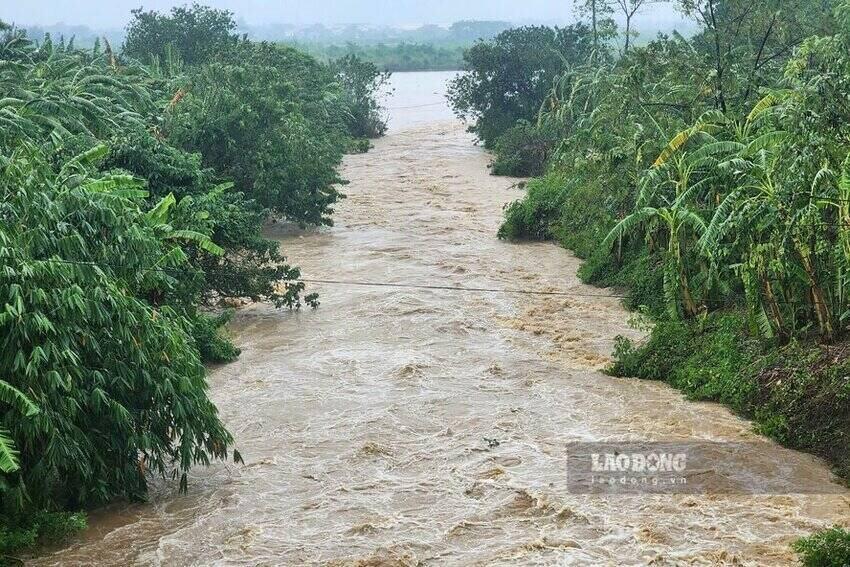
[0,427,19,473]
[167,230,225,256]
[0,379,39,417]
[146,193,177,225]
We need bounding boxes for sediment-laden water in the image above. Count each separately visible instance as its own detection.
[34,72,849,566]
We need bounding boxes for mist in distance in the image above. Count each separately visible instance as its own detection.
[6,0,691,35]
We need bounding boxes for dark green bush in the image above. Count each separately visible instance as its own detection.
[794,527,850,567]
[332,54,390,139]
[498,174,569,241]
[123,3,237,65]
[491,121,563,177]
[0,511,86,558]
[193,311,241,364]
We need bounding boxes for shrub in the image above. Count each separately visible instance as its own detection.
[448,25,593,148]
[193,311,241,364]
[123,3,237,65]
[794,527,850,567]
[498,174,569,241]
[168,43,349,227]
[332,54,390,139]
[0,512,86,557]
[491,121,562,177]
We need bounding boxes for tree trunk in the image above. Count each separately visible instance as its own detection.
[680,268,698,318]
[592,1,599,60]
[798,245,834,341]
[624,15,631,53]
[762,278,786,340]
[706,0,728,113]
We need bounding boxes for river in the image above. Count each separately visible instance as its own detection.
[34,71,849,566]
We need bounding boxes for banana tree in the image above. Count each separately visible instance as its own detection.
[604,167,707,319]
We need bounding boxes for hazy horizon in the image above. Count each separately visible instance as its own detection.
[5,1,689,32]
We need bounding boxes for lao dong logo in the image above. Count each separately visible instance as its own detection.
[591,452,687,474]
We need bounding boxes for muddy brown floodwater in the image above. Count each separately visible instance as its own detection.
[35,72,849,566]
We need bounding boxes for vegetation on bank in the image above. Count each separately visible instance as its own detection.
[0,4,387,558]
[275,21,517,72]
[450,0,850,560]
[297,42,466,72]
[794,527,850,567]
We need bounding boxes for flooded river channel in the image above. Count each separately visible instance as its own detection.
[34,71,849,566]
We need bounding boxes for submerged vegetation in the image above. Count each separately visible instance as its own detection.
[794,527,850,567]
[451,0,850,560]
[0,3,386,557]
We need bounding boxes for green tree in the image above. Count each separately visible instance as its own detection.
[678,0,835,112]
[0,145,239,517]
[167,42,349,226]
[448,25,594,147]
[332,54,390,138]
[123,3,237,65]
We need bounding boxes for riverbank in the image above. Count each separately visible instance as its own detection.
[499,171,850,487]
[610,311,850,481]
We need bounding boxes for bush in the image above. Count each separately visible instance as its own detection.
[491,121,562,177]
[498,164,666,313]
[794,527,850,567]
[0,511,86,557]
[123,3,237,65]
[332,54,390,139]
[167,44,347,227]
[448,25,593,148]
[193,311,241,364]
[498,174,569,241]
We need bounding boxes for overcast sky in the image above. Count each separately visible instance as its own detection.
[5,1,688,29]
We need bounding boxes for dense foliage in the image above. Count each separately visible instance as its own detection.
[168,42,349,226]
[794,527,850,567]
[123,3,237,65]
[302,42,465,72]
[457,0,850,344]
[331,54,391,140]
[453,0,850,559]
[490,0,849,340]
[448,25,594,149]
[0,3,385,557]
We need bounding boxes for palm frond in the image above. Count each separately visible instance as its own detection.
[602,207,659,250]
[167,230,225,256]
[0,379,39,417]
[0,427,19,473]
